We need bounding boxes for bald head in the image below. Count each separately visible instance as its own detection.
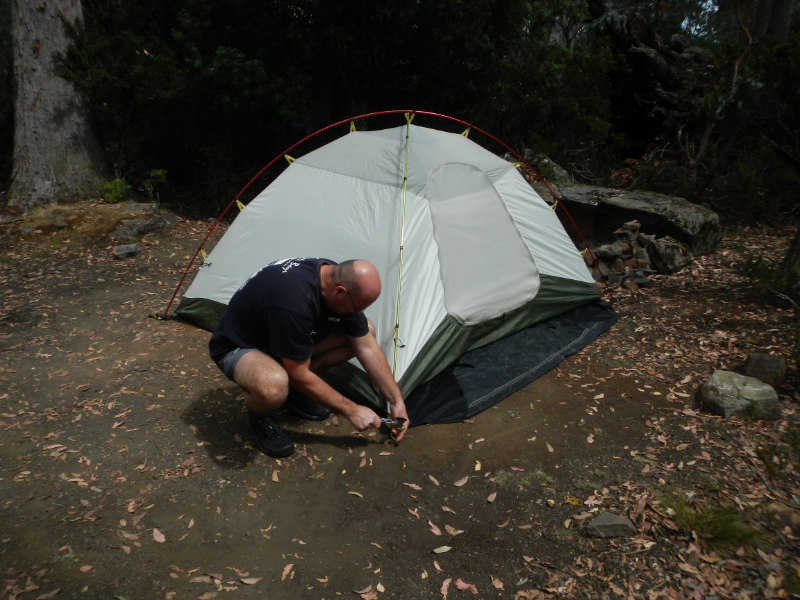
[332,260,381,308]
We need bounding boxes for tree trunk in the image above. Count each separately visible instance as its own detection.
[766,0,794,41]
[783,228,800,304]
[8,0,107,209]
[754,0,794,41]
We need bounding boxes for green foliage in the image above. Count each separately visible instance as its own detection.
[102,178,131,204]
[141,169,167,202]
[659,493,759,550]
[56,0,626,212]
[0,0,782,220]
[738,246,787,292]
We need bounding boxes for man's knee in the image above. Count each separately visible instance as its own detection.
[234,352,289,404]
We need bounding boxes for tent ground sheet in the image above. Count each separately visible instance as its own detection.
[405,300,618,425]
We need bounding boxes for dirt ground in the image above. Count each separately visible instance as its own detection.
[1,202,799,600]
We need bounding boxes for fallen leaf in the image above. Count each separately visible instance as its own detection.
[441,577,452,600]
[433,561,444,572]
[487,492,497,503]
[433,546,452,553]
[240,577,262,585]
[404,482,422,491]
[429,475,440,486]
[272,470,279,482]
[453,476,469,487]
[609,581,625,595]
[281,563,294,581]
[428,520,442,536]
[360,593,378,600]
[348,491,363,499]
[153,528,166,543]
[546,442,554,453]
[442,506,456,514]
[491,575,504,589]
[408,508,420,519]
[455,577,478,594]
[79,565,93,573]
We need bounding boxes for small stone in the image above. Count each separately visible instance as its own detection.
[586,511,637,538]
[113,243,139,259]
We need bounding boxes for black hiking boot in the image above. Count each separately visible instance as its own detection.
[284,389,332,421]
[248,411,294,458]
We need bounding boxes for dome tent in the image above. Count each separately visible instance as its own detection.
[168,112,616,424]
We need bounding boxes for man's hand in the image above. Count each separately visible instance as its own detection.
[389,401,409,442]
[345,404,381,432]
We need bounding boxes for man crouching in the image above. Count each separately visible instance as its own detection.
[209,257,408,457]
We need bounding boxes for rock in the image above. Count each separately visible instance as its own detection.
[586,511,637,538]
[633,246,651,269]
[557,185,721,256]
[110,212,178,242]
[624,270,653,287]
[744,354,787,387]
[696,370,781,420]
[595,243,624,261]
[646,237,694,274]
[113,243,140,259]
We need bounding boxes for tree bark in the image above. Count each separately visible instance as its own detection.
[8,0,107,209]
[754,0,794,41]
[783,228,800,304]
[766,0,794,41]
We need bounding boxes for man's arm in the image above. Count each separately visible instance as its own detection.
[281,357,381,432]
[350,332,409,441]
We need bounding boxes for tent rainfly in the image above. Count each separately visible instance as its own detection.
[173,114,617,424]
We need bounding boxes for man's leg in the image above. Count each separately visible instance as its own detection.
[232,351,294,457]
[233,350,290,413]
[309,320,375,372]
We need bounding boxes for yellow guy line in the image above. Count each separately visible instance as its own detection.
[392,114,414,375]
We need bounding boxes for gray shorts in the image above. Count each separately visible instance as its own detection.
[215,347,259,381]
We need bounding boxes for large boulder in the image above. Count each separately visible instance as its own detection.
[696,370,781,420]
[556,185,721,256]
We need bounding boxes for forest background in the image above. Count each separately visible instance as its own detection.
[0,0,798,225]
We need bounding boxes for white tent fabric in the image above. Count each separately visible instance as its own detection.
[181,124,595,385]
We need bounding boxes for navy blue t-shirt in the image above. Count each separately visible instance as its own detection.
[209,257,369,363]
